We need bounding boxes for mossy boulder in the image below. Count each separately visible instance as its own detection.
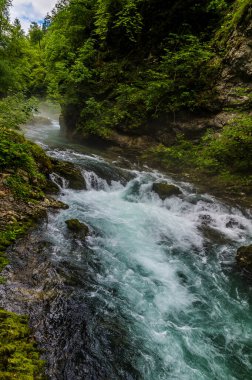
[236,244,252,272]
[152,182,182,200]
[0,309,45,379]
[65,219,90,239]
[51,159,86,190]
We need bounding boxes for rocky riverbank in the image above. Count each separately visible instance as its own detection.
[0,128,87,379]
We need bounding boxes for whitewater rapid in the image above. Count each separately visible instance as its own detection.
[22,113,252,379]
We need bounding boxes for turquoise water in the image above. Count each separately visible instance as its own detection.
[24,114,252,380]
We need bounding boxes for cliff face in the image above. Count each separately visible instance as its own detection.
[218,8,252,109]
[226,9,252,81]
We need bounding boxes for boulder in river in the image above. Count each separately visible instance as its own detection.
[44,179,61,195]
[51,159,86,190]
[236,244,252,272]
[152,182,182,200]
[65,219,90,239]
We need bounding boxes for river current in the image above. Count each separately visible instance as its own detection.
[22,111,252,379]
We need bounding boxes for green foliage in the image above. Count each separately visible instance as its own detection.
[0,128,51,201]
[0,95,38,130]
[0,309,45,380]
[207,0,229,12]
[94,0,111,42]
[145,35,217,115]
[0,0,48,96]
[114,0,143,42]
[44,0,229,137]
[0,129,36,173]
[215,0,252,50]
[198,113,252,173]
[28,22,44,48]
[150,113,252,180]
[149,135,195,167]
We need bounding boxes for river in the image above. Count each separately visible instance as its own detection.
[20,109,252,379]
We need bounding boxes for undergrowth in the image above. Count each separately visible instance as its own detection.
[149,112,252,192]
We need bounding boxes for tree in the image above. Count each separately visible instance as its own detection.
[28,22,44,48]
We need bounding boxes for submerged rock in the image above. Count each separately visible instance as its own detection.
[236,245,252,273]
[51,159,86,190]
[65,219,89,239]
[152,182,182,200]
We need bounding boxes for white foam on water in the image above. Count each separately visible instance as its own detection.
[24,115,252,380]
[44,169,252,379]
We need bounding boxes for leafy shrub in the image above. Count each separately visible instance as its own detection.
[0,94,38,130]
[215,0,252,50]
[198,113,252,173]
[150,112,252,177]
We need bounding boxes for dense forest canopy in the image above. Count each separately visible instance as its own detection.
[44,0,234,137]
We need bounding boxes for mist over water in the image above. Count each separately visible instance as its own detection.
[23,109,252,379]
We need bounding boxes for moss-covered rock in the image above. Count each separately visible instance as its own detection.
[65,219,89,239]
[152,182,182,200]
[236,244,252,272]
[43,179,60,195]
[0,309,45,379]
[51,159,86,190]
[42,198,69,210]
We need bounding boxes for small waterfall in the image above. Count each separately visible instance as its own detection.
[83,170,111,191]
[50,172,69,190]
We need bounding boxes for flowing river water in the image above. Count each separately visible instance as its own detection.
[18,110,252,379]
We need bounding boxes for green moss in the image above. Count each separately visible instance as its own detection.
[198,113,252,173]
[28,142,52,175]
[0,221,34,272]
[0,129,41,175]
[65,219,90,238]
[0,128,55,201]
[5,175,45,201]
[152,183,182,200]
[215,0,252,51]
[0,310,45,380]
[0,256,9,274]
[0,222,45,379]
[52,159,86,190]
[0,93,49,380]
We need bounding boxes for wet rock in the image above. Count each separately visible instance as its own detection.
[65,219,89,239]
[51,159,86,190]
[44,198,69,210]
[43,179,60,195]
[236,244,252,272]
[152,182,182,200]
